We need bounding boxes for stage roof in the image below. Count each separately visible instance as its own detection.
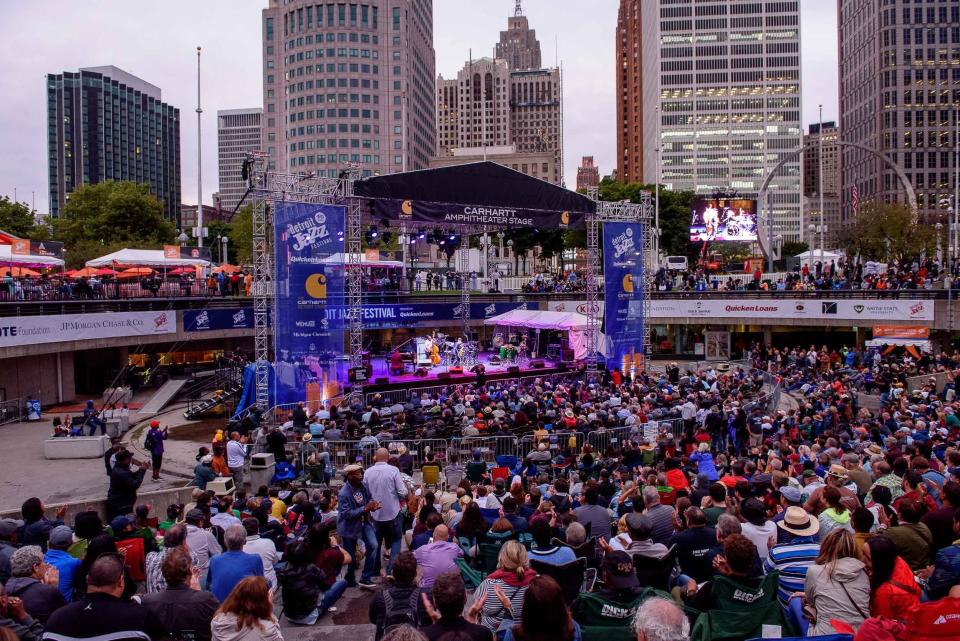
[353,161,596,214]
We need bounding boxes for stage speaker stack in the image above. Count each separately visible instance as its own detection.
[530,360,545,369]
[414,368,428,377]
[449,366,463,374]
[374,377,389,385]
[438,371,452,380]
[507,365,520,374]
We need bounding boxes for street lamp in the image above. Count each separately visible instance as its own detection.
[507,239,514,276]
[221,235,229,265]
[177,231,189,247]
[936,222,944,264]
[774,234,783,261]
[216,234,223,263]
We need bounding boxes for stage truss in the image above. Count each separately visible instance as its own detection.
[248,162,364,410]
[584,191,655,379]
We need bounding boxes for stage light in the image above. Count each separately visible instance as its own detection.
[439,239,446,246]
[449,233,456,241]
[417,229,426,240]
[370,227,379,238]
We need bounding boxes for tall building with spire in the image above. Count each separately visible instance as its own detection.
[496,0,542,71]
[434,1,562,185]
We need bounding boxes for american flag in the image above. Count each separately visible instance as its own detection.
[852,182,859,216]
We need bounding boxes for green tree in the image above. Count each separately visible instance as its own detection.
[228,205,254,265]
[0,196,38,237]
[839,201,936,261]
[51,181,176,267]
[597,178,695,259]
[780,240,808,259]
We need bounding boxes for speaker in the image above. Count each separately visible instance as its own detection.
[414,367,428,377]
[449,366,463,374]
[374,377,389,385]
[530,360,545,369]
[438,371,452,380]
[507,365,520,374]
[556,362,568,372]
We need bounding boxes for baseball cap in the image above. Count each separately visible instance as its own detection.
[601,551,640,589]
[779,486,802,504]
[110,516,132,532]
[49,525,74,548]
[150,420,160,428]
[0,518,23,538]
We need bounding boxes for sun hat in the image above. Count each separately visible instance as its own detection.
[302,433,313,442]
[777,505,820,537]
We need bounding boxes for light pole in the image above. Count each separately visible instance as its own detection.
[216,234,222,263]
[936,222,944,264]
[507,239,514,276]
[807,223,816,271]
[221,235,229,265]
[774,234,783,261]
[177,231,189,247]
[497,231,505,258]
[818,105,824,273]
[195,46,204,248]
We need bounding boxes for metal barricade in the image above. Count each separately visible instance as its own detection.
[451,435,519,465]
[366,390,407,407]
[519,430,585,458]
[585,425,640,453]
[656,418,685,440]
[323,439,377,470]
[380,438,451,469]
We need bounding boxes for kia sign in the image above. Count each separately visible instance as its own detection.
[0,311,175,348]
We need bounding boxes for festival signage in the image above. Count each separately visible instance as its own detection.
[603,222,645,373]
[11,239,64,259]
[183,308,260,332]
[163,245,212,262]
[873,325,930,339]
[0,311,175,348]
[647,298,933,321]
[372,199,583,230]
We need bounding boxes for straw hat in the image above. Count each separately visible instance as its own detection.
[777,506,820,537]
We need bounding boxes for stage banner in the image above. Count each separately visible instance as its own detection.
[0,311,174,348]
[372,198,583,230]
[273,202,345,404]
[603,222,645,374]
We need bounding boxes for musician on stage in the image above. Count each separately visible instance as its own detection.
[517,336,529,360]
[454,338,464,366]
[430,337,441,366]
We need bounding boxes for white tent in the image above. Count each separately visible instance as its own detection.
[86,248,211,268]
[320,252,404,268]
[0,244,65,268]
[483,309,605,360]
[794,249,844,268]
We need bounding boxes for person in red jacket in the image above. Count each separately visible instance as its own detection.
[864,536,921,622]
[906,588,960,641]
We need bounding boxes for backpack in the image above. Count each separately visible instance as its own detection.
[144,432,156,451]
[380,587,421,638]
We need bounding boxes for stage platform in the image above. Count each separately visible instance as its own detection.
[358,351,568,395]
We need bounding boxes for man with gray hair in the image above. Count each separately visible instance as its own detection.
[633,596,690,641]
[705,514,762,577]
[6,545,63,624]
[207,524,263,601]
[642,486,677,545]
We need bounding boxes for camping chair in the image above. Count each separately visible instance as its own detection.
[575,590,646,641]
[455,557,485,590]
[115,537,146,582]
[422,464,442,489]
[491,466,511,483]
[690,572,796,641]
[553,536,598,568]
[530,557,587,606]
[632,545,677,591]
[445,468,464,489]
[478,541,502,573]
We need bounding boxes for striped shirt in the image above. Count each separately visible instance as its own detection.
[764,539,821,606]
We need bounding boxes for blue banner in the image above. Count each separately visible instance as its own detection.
[273,202,346,404]
[184,302,528,332]
[602,222,645,374]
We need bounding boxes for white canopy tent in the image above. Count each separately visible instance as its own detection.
[320,252,404,268]
[483,309,606,360]
[0,244,65,268]
[794,249,844,268]
[86,248,211,268]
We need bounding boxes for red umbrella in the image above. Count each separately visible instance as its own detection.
[93,268,116,276]
[168,267,192,276]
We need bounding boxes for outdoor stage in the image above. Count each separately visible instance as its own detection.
[357,350,567,395]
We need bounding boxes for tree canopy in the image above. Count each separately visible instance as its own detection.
[839,201,936,262]
[598,179,695,258]
[0,196,41,237]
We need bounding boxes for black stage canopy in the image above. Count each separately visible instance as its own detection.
[353,161,595,229]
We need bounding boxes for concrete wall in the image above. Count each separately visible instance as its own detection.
[0,352,74,404]
[0,485,195,525]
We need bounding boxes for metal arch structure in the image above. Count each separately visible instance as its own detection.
[584,193,655,379]
[247,161,363,410]
[756,140,918,262]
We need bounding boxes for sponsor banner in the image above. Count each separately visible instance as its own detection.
[12,239,64,259]
[185,302,529,332]
[373,198,583,230]
[183,308,260,332]
[163,245,212,262]
[0,311,175,348]
[873,325,930,339]
[648,299,933,321]
[603,222,645,372]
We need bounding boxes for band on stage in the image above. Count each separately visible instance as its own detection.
[387,330,531,376]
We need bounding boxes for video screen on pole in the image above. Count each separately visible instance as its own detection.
[689,198,758,242]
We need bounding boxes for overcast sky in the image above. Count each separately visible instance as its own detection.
[0,0,839,215]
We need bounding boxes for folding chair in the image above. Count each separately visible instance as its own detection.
[422,464,442,489]
[491,466,510,483]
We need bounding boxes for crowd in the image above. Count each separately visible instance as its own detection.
[521,271,588,294]
[4,342,960,641]
[0,271,254,302]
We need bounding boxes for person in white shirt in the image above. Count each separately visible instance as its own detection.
[363,448,410,576]
[242,518,279,588]
[226,432,247,486]
[184,509,222,583]
[210,496,243,530]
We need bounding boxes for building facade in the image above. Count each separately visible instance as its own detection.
[620,0,804,240]
[46,66,180,221]
[434,3,562,185]
[802,121,842,247]
[577,155,600,191]
[429,145,556,184]
[217,108,262,213]
[261,0,436,178]
[838,0,960,226]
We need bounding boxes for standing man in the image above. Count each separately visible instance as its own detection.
[225,432,248,489]
[144,421,167,482]
[337,464,380,589]
[106,451,148,520]
[363,448,410,578]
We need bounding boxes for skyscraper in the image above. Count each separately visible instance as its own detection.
[496,0,542,71]
[217,108,262,212]
[46,66,180,221]
[618,1,804,240]
[434,3,562,185]
[838,0,959,225]
[577,156,600,192]
[802,122,841,248]
[261,0,436,178]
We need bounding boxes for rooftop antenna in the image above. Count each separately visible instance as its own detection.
[515,0,522,17]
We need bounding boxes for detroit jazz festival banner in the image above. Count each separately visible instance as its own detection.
[603,222,645,374]
[273,202,345,404]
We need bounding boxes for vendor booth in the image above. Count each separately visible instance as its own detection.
[86,248,212,268]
